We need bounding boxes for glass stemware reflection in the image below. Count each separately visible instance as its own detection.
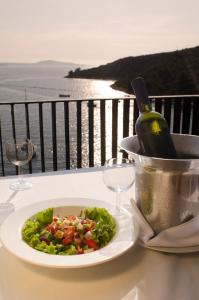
[6,139,34,191]
[103,157,135,214]
[0,202,15,224]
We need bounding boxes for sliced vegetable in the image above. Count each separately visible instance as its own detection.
[86,239,98,250]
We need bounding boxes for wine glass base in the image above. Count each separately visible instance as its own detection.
[9,180,32,191]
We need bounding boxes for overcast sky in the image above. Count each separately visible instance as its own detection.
[0,0,198,66]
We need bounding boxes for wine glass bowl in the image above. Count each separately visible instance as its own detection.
[6,139,34,191]
[103,157,135,214]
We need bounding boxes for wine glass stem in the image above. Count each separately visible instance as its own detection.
[116,191,121,212]
[18,166,23,184]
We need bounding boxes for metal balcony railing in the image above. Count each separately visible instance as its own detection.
[0,95,199,176]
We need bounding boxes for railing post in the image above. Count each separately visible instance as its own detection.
[64,102,70,169]
[0,119,5,176]
[39,103,45,172]
[154,98,163,114]
[88,100,94,167]
[173,98,183,133]
[182,97,192,134]
[100,100,106,166]
[25,103,32,173]
[123,98,130,158]
[11,104,16,142]
[164,98,172,131]
[77,101,82,168]
[192,97,199,135]
[10,104,17,174]
[51,102,57,171]
[123,99,130,137]
[112,99,118,158]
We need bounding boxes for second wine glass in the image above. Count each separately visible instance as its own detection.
[103,157,135,214]
[6,139,34,191]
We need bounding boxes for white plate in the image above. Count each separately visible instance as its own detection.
[0,198,137,268]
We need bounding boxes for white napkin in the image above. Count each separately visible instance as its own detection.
[130,198,199,248]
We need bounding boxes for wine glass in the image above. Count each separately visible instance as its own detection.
[6,139,34,191]
[103,157,135,214]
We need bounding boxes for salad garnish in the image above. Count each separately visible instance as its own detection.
[22,207,116,255]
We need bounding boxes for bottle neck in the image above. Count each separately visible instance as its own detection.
[132,77,152,113]
[138,102,152,113]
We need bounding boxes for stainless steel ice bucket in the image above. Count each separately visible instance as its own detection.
[120,134,199,233]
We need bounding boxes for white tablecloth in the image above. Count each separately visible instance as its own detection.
[0,168,199,300]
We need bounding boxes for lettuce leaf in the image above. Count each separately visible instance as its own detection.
[84,207,116,247]
[22,219,41,243]
[22,208,53,243]
[35,208,53,225]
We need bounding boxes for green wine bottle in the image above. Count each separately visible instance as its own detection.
[132,77,177,158]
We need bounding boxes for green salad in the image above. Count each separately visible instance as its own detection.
[22,207,116,255]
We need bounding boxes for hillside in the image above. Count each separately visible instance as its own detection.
[66,46,199,95]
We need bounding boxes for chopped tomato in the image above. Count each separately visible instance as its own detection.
[48,225,57,235]
[86,239,98,250]
[62,237,72,245]
[68,215,76,221]
[64,226,75,239]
